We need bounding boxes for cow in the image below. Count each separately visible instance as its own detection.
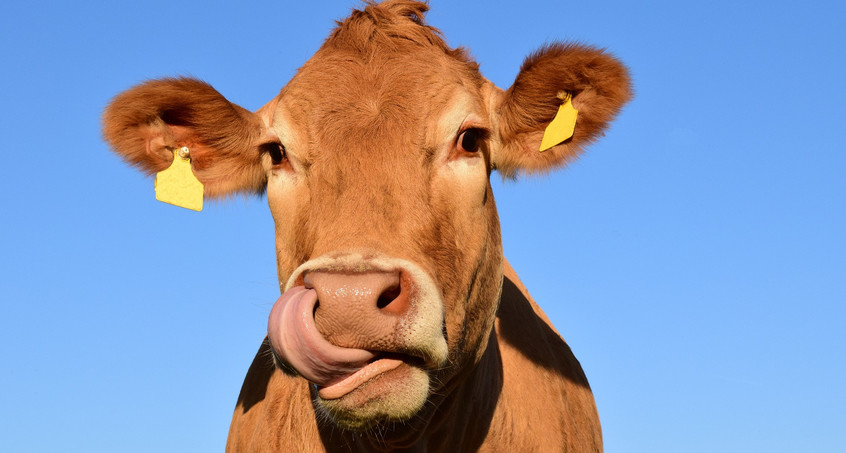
[102,1,631,451]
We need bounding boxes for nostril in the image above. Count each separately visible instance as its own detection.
[376,284,402,310]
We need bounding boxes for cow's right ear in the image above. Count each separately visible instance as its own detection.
[102,77,277,198]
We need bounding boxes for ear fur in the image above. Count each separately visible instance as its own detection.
[494,42,632,177]
[102,77,269,198]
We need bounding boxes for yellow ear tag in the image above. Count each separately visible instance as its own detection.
[539,92,578,152]
[154,147,204,211]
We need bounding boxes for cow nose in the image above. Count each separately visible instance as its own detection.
[304,270,411,349]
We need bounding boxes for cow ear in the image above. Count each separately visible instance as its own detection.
[102,77,275,198]
[491,43,632,177]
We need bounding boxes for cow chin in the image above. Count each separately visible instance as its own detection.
[315,363,431,430]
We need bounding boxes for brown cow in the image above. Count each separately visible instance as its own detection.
[102,1,630,451]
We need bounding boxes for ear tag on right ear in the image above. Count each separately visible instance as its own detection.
[154,147,204,211]
[539,92,578,152]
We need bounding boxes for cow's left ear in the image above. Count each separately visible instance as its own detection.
[102,77,278,198]
[491,43,632,177]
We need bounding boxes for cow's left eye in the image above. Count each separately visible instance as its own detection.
[457,129,483,153]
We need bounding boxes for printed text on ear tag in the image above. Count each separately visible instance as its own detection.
[539,93,578,152]
[154,147,204,211]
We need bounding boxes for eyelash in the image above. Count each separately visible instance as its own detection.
[260,129,486,165]
[456,128,489,154]
[261,142,287,166]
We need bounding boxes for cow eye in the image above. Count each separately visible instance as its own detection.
[457,129,482,153]
[261,142,287,166]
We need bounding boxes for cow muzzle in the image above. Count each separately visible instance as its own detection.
[267,256,449,404]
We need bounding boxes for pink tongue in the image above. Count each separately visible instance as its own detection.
[267,286,375,387]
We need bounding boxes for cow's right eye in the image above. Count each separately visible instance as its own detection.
[261,142,287,166]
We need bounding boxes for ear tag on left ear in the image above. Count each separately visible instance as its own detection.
[539,92,578,152]
[154,147,204,211]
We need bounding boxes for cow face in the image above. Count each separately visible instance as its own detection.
[259,35,504,429]
[102,1,630,433]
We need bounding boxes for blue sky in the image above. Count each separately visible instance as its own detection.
[1,1,843,452]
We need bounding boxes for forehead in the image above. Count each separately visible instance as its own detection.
[267,4,492,172]
[273,6,486,146]
[282,47,483,135]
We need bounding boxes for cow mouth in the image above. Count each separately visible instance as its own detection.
[317,352,425,400]
[267,286,437,400]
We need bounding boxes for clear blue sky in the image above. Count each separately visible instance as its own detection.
[1,1,843,452]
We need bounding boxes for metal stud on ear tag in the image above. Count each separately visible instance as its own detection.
[539,92,578,152]
[154,147,204,211]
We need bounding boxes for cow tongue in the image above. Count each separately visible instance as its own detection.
[267,286,375,388]
[316,356,404,400]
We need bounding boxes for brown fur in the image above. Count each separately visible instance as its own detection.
[496,43,632,177]
[227,262,600,452]
[102,78,269,197]
[102,1,630,451]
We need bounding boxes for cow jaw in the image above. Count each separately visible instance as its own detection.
[267,254,449,429]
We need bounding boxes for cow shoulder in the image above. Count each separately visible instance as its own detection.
[485,260,602,451]
[227,341,326,452]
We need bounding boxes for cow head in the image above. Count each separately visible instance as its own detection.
[103,0,630,433]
